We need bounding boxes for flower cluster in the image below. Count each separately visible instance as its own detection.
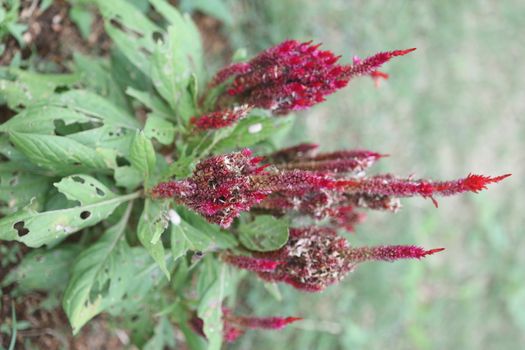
[153,146,509,229]
[190,308,301,343]
[210,40,415,114]
[190,104,253,130]
[151,149,336,227]
[222,226,444,291]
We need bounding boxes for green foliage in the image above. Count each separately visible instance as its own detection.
[0,1,329,349]
[239,215,289,252]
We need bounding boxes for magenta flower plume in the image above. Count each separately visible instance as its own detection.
[190,104,253,130]
[223,226,443,292]
[346,245,445,263]
[337,173,512,206]
[151,150,336,228]
[190,309,301,343]
[211,40,415,115]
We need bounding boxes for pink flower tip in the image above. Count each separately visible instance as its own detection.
[464,173,511,193]
[422,247,445,257]
[393,47,417,56]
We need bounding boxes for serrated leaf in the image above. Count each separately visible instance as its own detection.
[63,203,135,334]
[8,132,115,175]
[130,131,156,182]
[0,190,140,247]
[238,215,290,252]
[54,174,116,205]
[1,244,80,293]
[137,199,170,279]
[144,115,175,145]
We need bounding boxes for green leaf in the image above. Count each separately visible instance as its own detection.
[197,262,230,350]
[114,166,142,191]
[126,87,172,120]
[130,131,156,182]
[213,115,293,152]
[54,174,116,205]
[8,132,115,175]
[143,316,176,350]
[0,69,78,110]
[97,0,160,76]
[144,115,175,145]
[180,0,233,26]
[63,202,135,334]
[176,206,238,250]
[137,199,170,279]
[1,244,80,293]
[0,186,140,247]
[70,5,95,40]
[0,170,51,215]
[238,215,290,252]
[73,54,129,110]
[48,90,139,129]
[0,105,96,134]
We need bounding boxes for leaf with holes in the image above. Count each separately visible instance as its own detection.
[0,69,79,110]
[48,90,139,128]
[144,115,175,145]
[0,170,51,215]
[54,174,117,205]
[0,105,96,134]
[130,131,157,183]
[2,244,81,293]
[0,182,140,247]
[137,199,170,279]
[8,132,116,175]
[238,215,290,252]
[63,203,136,334]
[97,0,160,76]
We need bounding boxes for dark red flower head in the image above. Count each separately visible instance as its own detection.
[152,150,337,228]
[223,226,443,292]
[191,104,253,130]
[211,40,415,115]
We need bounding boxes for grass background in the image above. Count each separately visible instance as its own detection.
[222,1,525,349]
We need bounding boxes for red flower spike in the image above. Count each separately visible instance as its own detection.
[191,105,253,130]
[211,40,414,115]
[221,254,282,272]
[345,245,445,263]
[233,316,303,330]
[336,173,511,199]
[461,173,511,193]
[224,226,445,291]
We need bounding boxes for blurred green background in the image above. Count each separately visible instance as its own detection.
[223,1,525,349]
